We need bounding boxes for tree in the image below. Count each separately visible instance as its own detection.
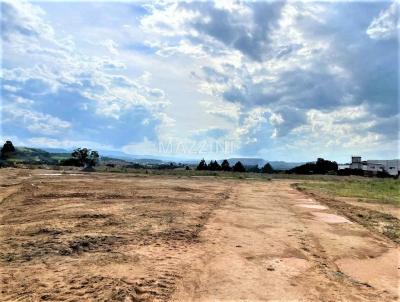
[261,163,274,174]
[71,148,99,167]
[232,161,246,172]
[208,160,221,171]
[314,158,338,174]
[1,140,16,158]
[196,159,208,170]
[221,159,231,171]
[289,158,338,175]
[87,150,99,167]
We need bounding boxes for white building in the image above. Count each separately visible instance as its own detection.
[347,156,400,176]
[350,156,362,170]
[367,160,400,176]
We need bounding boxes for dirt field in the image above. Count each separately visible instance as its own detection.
[0,168,398,301]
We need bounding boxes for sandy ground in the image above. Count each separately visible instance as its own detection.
[0,168,398,301]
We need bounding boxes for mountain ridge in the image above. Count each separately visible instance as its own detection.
[5,146,304,170]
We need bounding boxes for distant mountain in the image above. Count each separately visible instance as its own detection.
[221,158,267,167]
[39,148,178,163]
[129,158,164,165]
[3,146,304,170]
[41,147,71,153]
[218,158,303,170]
[267,161,304,171]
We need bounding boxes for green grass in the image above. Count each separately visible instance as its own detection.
[93,166,352,181]
[298,179,400,206]
[3,147,69,164]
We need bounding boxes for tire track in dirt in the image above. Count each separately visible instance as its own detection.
[294,183,400,244]
[171,180,398,301]
[0,170,234,302]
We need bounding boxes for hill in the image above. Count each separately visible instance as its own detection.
[1,147,68,165]
[1,146,304,170]
[220,158,303,170]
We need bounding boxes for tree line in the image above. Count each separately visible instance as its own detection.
[287,158,338,175]
[196,159,274,173]
[1,140,393,177]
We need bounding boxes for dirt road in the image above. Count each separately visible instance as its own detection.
[0,169,398,301]
[172,180,399,301]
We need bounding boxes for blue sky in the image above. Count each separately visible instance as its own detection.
[1,0,398,162]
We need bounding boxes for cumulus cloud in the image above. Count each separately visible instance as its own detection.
[141,0,398,158]
[1,0,54,41]
[1,0,398,160]
[1,0,172,147]
[2,106,71,136]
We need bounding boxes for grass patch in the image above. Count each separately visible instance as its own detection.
[298,179,400,206]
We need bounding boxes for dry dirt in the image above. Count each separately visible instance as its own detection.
[0,168,398,302]
[296,185,400,245]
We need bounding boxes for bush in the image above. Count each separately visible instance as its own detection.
[59,158,81,167]
[377,170,392,178]
[246,165,260,173]
[337,168,364,176]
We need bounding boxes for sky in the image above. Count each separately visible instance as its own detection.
[0,0,399,162]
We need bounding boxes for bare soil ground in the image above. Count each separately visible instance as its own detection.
[0,168,398,301]
[296,184,400,244]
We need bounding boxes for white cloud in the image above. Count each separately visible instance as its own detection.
[1,0,54,42]
[141,0,398,157]
[121,137,158,155]
[2,0,173,144]
[367,1,399,40]
[101,39,119,55]
[3,106,71,136]
[1,1,398,160]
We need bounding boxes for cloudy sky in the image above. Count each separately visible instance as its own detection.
[1,0,398,162]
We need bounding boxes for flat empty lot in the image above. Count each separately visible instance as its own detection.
[0,169,398,301]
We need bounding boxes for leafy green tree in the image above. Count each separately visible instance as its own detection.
[71,148,99,167]
[261,163,274,174]
[196,159,208,170]
[221,159,231,171]
[1,140,16,158]
[87,150,99,167]
[232,161,246,172]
